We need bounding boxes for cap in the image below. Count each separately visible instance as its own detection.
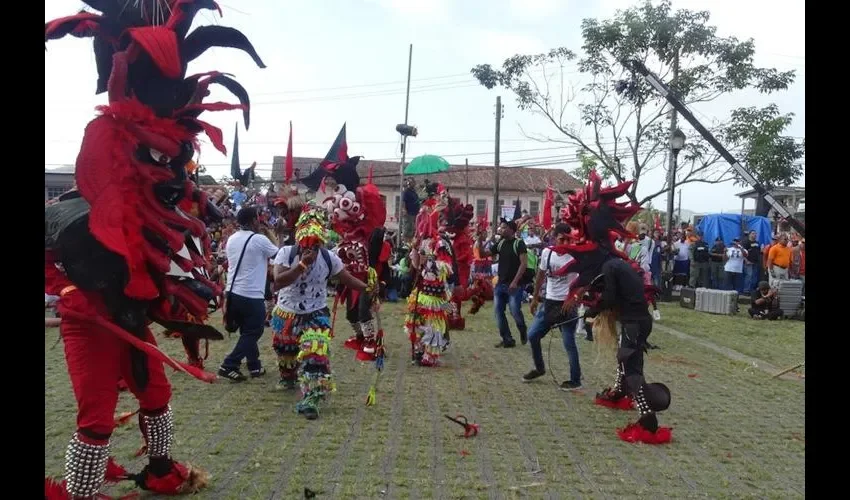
[499,217,518,232]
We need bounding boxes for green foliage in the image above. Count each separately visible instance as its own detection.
[471,0,797,206]
[723,104,805,188]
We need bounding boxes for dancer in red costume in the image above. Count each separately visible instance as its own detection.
[44,1,265,496]
[468,219,495,315]
[549,171,672,444]
[439,196,475,330]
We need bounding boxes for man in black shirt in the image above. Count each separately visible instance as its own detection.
[743,230,762,294]
[689,232,710,288]
[748,281,783,320]
[492,219,528,347]
[709,237,726,289]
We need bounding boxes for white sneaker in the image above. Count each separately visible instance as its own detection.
[653,310,662,321]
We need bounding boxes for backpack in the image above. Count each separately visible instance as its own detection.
[498,239,535,284]
[286,246,333,280]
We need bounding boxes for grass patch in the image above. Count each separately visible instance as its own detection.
[46,300,804,498]
[656,303,805,370]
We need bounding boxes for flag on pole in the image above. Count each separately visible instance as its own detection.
[542,178,554,230]
[284,121,294,183]
[230,123,241,180]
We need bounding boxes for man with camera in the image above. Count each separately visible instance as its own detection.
[748,281,783,320]
[218,207,282,382]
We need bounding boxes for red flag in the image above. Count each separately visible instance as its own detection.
[542,178,554,230]
[284,121,294,183]
[654,213,662,232]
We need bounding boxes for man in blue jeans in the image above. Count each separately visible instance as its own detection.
[219,207,282,382]
[522,224,582,390]
[491,219,529,348]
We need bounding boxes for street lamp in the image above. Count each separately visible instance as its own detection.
[666,128,686,243]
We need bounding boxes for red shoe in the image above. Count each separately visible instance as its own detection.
[616,421,673,444]
[343,335,363,351]
[594,388,634,411]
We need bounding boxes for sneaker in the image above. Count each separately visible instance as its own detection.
[299,407,319,420]
[218,367,247,382]
[522,369,545,382]
[250,367,267,378]
[560,380,583,391]
[653,309,662,321]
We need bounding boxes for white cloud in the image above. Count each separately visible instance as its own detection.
[368,0,451,21]
[509,0,561,19]
[472,31,547,62]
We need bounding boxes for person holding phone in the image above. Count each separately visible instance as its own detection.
[723,238,748,293]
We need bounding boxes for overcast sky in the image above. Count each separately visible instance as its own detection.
[45,0,804,213]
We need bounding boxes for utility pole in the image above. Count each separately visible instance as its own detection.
[665,53,680,243]
[397,44,413,245]
[677,189,682,226]
[464,158,469,205]
[493,95,502,229]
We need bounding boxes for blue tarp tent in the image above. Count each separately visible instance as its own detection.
[696,214,772,247]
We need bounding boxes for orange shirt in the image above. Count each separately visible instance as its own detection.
[768,244,792,268]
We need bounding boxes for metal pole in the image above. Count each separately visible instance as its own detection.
[665,54,680,244]
[493,95,502,229]
[677,189,682,226]
[398,44,413,246]
[465,158,469,205]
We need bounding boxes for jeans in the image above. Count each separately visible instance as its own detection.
[221,293,267,371]
[528,301,581,382]
[743,262,760,293]
[689,262,710,288]
[493,282,526,344]
[725,271,744,294]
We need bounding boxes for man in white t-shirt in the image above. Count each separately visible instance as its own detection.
[723,237,748,293]
[219,207,282,382]
[270,208,367,420]
[521,224,583,391]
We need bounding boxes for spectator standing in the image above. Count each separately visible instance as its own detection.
[401,178,420,241]
[743,230,762,294]
[689,233,711,288]
[649,230,663,288]
[672,233,691,280]
[767,233,792,287]
[218,207,281,382]
[709,237,726,289]
[724,237,747,293]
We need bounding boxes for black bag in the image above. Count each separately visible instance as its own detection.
[223,233,257,333]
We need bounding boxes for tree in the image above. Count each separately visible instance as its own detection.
[722,104,805,188]
[471,0,796,206]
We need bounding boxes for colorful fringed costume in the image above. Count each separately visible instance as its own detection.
[406,234,454,366]
[550,171,672,444]
[468,219,495,314]
[271,208,341,418]
[44,1,265,497]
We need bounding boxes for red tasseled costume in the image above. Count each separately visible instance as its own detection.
[594,395,635,411]
[617,422,673,445]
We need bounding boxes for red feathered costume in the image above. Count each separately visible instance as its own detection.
[44,1,265,497]
[549,171,671,445]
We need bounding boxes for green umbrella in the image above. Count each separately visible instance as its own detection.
[404,154,451,175]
